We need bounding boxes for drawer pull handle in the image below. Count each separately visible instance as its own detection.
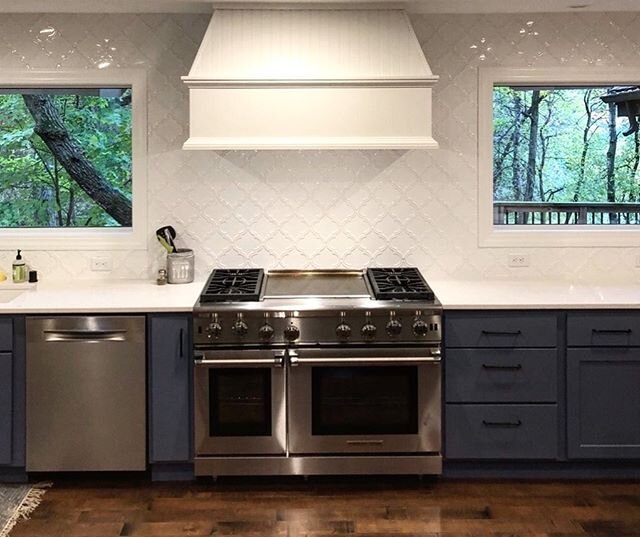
[592,329,632,334]
[482,419,522,428]
[346,440,384,446]
[481,330,522,336]
[482,363,522,370]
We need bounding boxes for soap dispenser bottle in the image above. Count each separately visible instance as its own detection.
[12,250,27,283]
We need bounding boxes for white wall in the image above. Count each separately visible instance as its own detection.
[1,12,640,283]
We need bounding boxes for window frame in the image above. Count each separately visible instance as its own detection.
[479,67,640,248]
[0,68,147,251]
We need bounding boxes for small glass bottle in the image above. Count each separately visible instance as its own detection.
[156,269,168,285]
[12,249,27,283]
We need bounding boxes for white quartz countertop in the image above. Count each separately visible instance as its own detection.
[1,278,640,313]
[0,279,204,313]
[430,279,640,309]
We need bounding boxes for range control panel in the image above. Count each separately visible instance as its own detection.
[193,310,442,346]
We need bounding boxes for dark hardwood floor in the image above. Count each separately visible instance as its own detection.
[11,477,640,537]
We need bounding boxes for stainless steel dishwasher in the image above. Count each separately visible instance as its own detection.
[26,316,146,472]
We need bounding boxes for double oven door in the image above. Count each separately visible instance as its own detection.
[287,347,441,455]
[194,346,441,457]
[194,349,286,455]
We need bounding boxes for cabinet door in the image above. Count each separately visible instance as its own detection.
[0,318,12,351]
[567,348,640,459]
[149,315,191,463]
[0,352,12,465]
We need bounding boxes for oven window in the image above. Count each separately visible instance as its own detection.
[311,366,418,435]
[209,368,272,437]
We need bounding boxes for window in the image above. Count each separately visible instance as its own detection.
[0,70,146,250]
[479,68,640,247]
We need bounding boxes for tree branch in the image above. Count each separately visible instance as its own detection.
[22,94,132,226]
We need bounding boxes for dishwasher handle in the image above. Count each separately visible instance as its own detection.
[43,329,129,342]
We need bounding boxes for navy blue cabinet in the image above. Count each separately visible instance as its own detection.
[566,312,640,459]
[446,404,559,460]
[567,312,640,347]
[444,312,560,460]
[446,349,558,403]
[0,318,12,465]
[148,314,192,463]
[446,312,557,348]
[0,317,25,471]
[567,347,640,459]
[0,351,12,465]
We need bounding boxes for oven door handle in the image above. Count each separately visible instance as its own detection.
[288,350,440,367]
[195,351,285,368]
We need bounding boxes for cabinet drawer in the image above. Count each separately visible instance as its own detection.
[445,313,557,348]
[567,313,640,347]
[445,349,557,403]
[445,404,558,460]
[0,319,12,351]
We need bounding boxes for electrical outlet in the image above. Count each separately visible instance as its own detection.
[90,256,112,272]
[635,254,640,268]
[508,253,530,268]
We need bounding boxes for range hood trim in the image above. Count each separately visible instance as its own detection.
[183,136,438,150]
[181,77,439,88]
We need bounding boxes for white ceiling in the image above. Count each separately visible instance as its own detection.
[1,0,639,14]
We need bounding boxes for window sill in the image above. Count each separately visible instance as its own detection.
[0,228,147,251]
[479,225,640,248]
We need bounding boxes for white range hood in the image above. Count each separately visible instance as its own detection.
[182,8,438,150]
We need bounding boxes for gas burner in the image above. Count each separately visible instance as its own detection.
[366,267,435,301]
[200,269,264,302]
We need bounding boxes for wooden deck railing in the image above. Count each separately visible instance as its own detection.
[494,202,640,225]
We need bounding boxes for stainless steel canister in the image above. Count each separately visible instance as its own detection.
[167,249,194,284]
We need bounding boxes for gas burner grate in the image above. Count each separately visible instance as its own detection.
[366,267,434,301]
[200,269,265,302]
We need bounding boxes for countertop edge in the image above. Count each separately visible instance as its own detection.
[2,279,640,313]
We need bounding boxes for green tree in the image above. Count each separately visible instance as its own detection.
[0,89,132,228]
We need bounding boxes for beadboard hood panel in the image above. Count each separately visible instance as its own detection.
[182,9,438,150]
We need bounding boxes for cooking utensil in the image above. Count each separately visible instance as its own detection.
[156,235,173,253]
[156,226,177,253]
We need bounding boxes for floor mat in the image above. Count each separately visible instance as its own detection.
[0,483,50,537]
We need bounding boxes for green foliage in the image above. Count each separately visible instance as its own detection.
[0,89,132,228]
[493,85,640,204]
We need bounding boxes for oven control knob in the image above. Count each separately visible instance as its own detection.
[232,319,249,336]
[206,321,223,339]
[336,322,352,340]
[413,319,429,337]
[361,323,377,340]
[284,323,300,342]
[386,317,402,337]
[258,323,275,342]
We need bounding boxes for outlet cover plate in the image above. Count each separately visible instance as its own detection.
[90,256,112,272]
[508,253,530,268]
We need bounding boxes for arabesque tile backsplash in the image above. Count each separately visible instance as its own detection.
[1,11,640,283]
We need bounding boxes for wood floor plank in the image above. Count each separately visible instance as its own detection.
[10,479,640,537]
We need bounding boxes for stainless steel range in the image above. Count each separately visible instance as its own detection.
[193,268,442,477]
